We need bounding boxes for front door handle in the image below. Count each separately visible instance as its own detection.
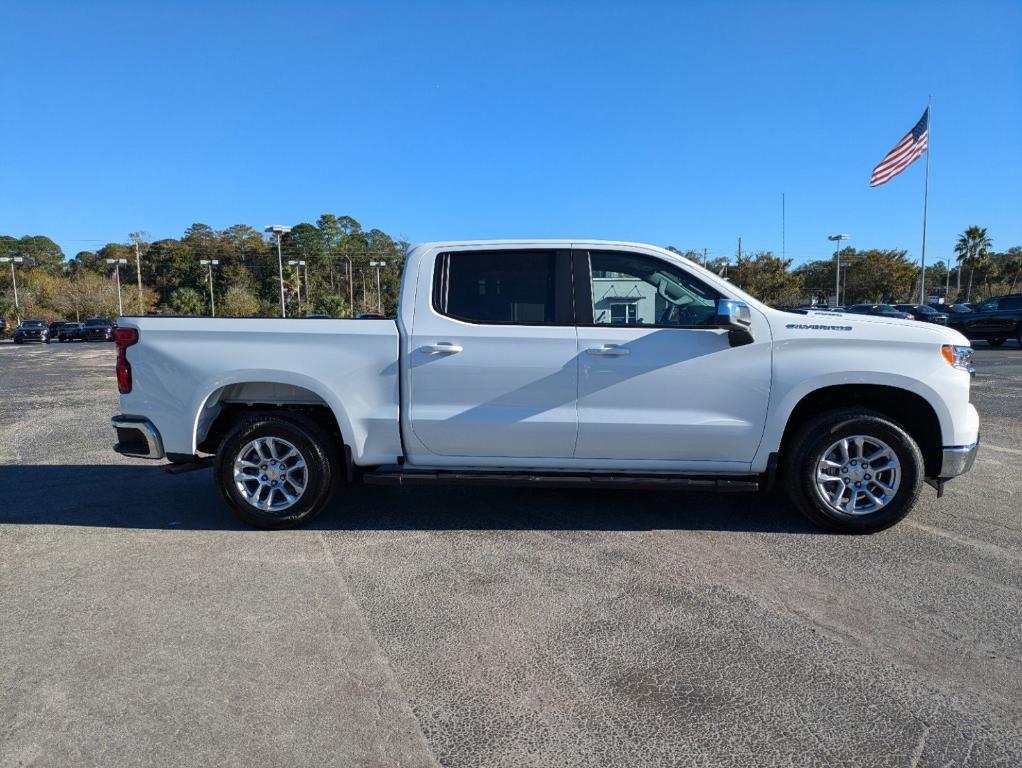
[422,342,463,354]
[585,345,630,357]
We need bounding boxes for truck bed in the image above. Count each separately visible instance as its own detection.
[117,317,402,463]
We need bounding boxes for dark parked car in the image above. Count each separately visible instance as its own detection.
[844,304,913,320]
[13,319,51,344]
[947,294,1022,348]
[48,320,76,338]
[58,322,86,342]
[81,317,115,341]
[0,317,6,338]
[894,304,948,325]
[927,302,973,316]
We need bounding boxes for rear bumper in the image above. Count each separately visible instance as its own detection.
[112,415,165,459]
[938,438,979,479]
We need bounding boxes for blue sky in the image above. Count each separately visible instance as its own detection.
[2,1,1020,266]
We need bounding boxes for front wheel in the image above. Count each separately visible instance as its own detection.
[988,338,1006,347]
[783,408,924,534]
[215,413,340,529]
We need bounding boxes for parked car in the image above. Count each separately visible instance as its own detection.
[49,320,76,338]
[58,322,86,342]
[845,304,914,320]
[13,319,50,344]
[111,239,978,535]
[81,317,115,341]
[927,302,973,317]
[946,294,1022,347]
[0,317,6,338]
[894,304,948,325]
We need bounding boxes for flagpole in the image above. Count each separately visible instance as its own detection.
[919,97,931,304]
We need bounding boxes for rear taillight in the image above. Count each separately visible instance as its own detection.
[113,327,139,394]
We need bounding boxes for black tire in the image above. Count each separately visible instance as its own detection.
[215,413,341,529]
[13,338,22,345]
[988,338,1006,347]
[782,408,924,534]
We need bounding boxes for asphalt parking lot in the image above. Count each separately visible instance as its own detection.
[2,341,1020,767]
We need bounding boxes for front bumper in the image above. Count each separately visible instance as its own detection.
[112,415,165,459]
[938,438,979,479]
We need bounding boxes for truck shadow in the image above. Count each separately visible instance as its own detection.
[1,464,822,534]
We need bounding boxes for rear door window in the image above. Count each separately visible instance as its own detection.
[433,250,571,324]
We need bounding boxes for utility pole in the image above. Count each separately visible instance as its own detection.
[264,225,292,317]
[737,237,742,262]
[703,248,708,267]
[0,257,23,323]
[342,244,354,317]
[288,260,306,314]
[200,259,219,316]
[370,260,387,313]
[106,258,127,316]
[828,234,851,306]
[129,232,148,314]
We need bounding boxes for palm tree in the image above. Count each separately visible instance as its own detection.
[954,226,992,302]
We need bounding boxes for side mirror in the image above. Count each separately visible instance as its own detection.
[715,299,754,347]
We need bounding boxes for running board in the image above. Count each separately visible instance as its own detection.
[362,467,760,492]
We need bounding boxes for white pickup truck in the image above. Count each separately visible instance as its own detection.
[111,240,979,533]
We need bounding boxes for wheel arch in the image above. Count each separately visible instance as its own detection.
[190,373,356,461]
[775,383,944,478]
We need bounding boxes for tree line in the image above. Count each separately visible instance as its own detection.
[1,220,1018,324]
[0,215,407,323]
[668,225,1019,307]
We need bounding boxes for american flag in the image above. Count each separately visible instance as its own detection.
[869,108,929,187]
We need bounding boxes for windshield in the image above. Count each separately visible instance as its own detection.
[22,320,46,327]
[85,318,109,326]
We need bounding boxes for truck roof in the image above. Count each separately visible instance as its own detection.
[412,239,676,251]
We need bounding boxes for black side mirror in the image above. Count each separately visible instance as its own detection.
[715,299,754,347]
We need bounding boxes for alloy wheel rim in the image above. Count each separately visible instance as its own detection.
[814,435,901,516]
[233,437,308,512]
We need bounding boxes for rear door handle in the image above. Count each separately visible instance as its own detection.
[585,345,630,357]
[422,342,463,354]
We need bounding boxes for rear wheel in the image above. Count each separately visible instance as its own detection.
[783,408,923,534]
[988,338,1006,347]
[215,413,340,529]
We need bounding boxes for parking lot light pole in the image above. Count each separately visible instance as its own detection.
[369,260,386,312]
[288,260,306,314]
[264,225,292,318]
[200,259,219,317]
[828,234,851,305]
[0,256,24,323]
[105,258,128,316]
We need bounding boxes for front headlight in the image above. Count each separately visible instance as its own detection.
[941,344,973,372]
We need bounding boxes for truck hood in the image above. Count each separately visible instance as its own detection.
[797,311,970,345]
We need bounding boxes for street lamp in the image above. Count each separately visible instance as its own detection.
[288,260,306,313]
[199,259,219,316]
[369,260,386,313]
[828,234,851,306]
[106,258,128,316]
[264,225,292,318]
[0,256,24,323]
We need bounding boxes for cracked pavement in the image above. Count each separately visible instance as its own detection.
[1,341,1020,766]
